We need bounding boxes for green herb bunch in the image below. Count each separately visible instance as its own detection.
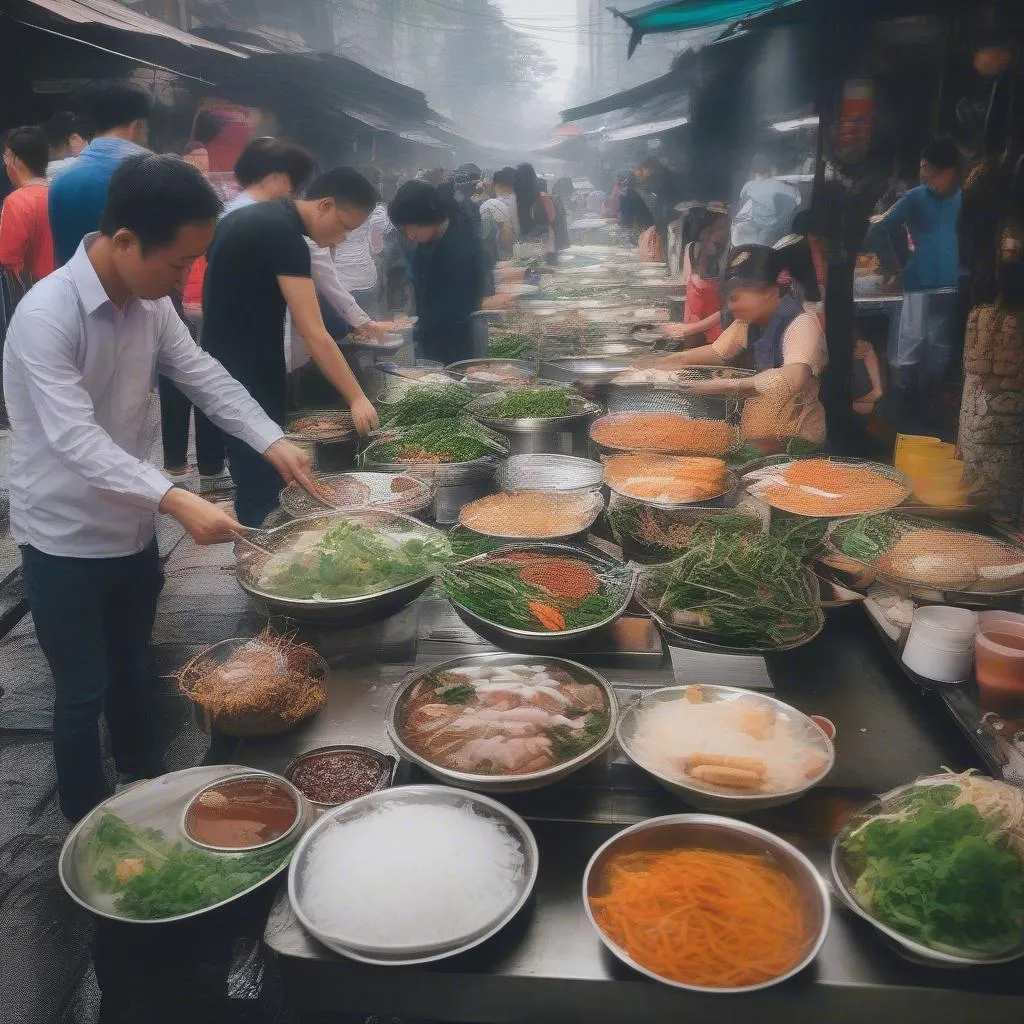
[490,387,571,420]
[366,418,508,464]
[377,383,473,428]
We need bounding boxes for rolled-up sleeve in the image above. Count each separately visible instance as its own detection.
[711,320,749,362]
[10,312,171,509]
[155,304,284,454]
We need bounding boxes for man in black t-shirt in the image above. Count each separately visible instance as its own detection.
[203,167,380,525]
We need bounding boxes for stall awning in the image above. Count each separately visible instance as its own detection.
[603,114,689,142]
[612,0,805,54]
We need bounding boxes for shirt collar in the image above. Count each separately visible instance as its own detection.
[68,234,116,315]
[82,136,148,161]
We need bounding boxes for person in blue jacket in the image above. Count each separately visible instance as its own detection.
[48,80,151,266]
[867,138,962,432]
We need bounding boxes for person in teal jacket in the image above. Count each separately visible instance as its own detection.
[48,80,151,266]
[866,138,962,433]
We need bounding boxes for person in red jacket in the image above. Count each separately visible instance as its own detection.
[0,126,55,293]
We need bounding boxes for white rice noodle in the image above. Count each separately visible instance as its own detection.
[300,802,525,948]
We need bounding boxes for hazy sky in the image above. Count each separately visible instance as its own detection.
[497,0,581,102]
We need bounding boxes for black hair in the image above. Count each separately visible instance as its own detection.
[2,126,50,178]
[42,111,92,149]
[722,244,780,289]
[305,166,378,209]
[192,109,224,145]
[182,140,208,156]
[751,154,772,176]
[514,163,543,234]
[233,138,317,191]
[77,80,152,134]
[492,166,516,188]
[921,137,960,170]
[388,180,450,227]
[773,234,821,303]
[99,154,221,253]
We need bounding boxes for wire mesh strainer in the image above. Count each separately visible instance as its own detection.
[278,472,432,520]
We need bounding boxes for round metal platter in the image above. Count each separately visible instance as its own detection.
[278,472,432,520]
[386,653,618,793]
[59,765,309,925]
[457,489,605,542]
[234,509,448,621]
[468,390,603,435]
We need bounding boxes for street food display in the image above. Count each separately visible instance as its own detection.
[591,412,737,456]
[602,454,731,504]
[458,490,602,540]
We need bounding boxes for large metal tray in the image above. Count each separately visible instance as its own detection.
[59,765,309,925]
[444,542,635,653]
[468,390,602,435]
[234,509,447,622]
[385,653,618,793]
[278,471,432,520]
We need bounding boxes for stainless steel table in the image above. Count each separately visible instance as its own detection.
[237,601,1024,1023]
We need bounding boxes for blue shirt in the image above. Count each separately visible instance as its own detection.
[48,137,148,266]
[867,183,961,292]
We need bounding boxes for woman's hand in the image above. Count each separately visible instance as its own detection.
[683,379,735,397]
[263,439,317,493]
[347,396,380,436]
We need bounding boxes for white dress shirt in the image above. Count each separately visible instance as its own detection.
[333,203,392,291]
[3,236,284,558]
[284,240,371,372]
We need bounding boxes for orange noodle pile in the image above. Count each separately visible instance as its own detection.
[590,847,810,989]
[758,459,907,516]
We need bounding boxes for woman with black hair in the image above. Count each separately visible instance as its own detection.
[639,243,828,448]
[389,180,507,363]
[513,163,557,259]
[664,203,730,347]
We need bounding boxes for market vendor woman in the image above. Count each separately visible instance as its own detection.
[3,156,315,822]
[640,244,828,449]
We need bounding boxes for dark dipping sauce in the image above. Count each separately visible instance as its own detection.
[185,777,298,850]
[289,749,389,805]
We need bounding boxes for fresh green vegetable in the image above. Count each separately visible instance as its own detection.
[441,558,624,632]
[447,525,506,559]
[842,785,1024,955]
[491,387,571,420]
[438,684,476,705]
[642,531,819,647]
[258,520,451,599]
[607,503,761,561]
[769,515,830,560]
[83,814,293,920]
[377,383,473,427]
[835,513,906,562]
[547,709,609,760]
[365,418,508,464]
[487,331,534,360]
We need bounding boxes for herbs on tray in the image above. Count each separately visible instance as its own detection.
[490,387,571,420]
[257,520,451,600]
[641,531,819,648]
[365,418,507,465]
[378,383,473,428]
[841,781,1024,956]
[83,813,292,920]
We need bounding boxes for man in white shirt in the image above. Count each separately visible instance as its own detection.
[332,201,392,317]
[479,166,517,265]
[4,154,315,821]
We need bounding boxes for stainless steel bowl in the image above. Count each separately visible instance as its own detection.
[831,780,1024,967]
[288,785,539,965]
[386,653,618,793]
[457,490,605,543]
[181,771,305,852]
[59,766,308,925]
[541,355,639,386]
[468,390,603,435]
[278,471,432,520]
[234,509,448,622]
[583,814,831,992]
[496,454,604,495]
[604,469,739,509]
[446,359,537,390]
[444,542,635,653]
[636,562,825,654]
[284,744,396,809]
[616,685,834,811]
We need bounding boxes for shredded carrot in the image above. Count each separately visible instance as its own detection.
[529,601,566,631]
[589,847,810,988]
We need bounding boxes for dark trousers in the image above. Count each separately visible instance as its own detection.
[21,541,164,822]
[224,432,284,527]
[157,375,225,475]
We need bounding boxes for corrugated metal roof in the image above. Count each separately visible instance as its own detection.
[603,114,690,142]
[14,0,246,56]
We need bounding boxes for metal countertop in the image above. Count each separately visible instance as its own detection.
[236,600,1024,1023]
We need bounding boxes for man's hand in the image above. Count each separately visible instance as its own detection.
[349,396,379,436]
[263,439,317,493]
[352,321,390,340]
[159,487,241,545]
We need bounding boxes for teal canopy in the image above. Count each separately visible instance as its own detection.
[612,0,806,54]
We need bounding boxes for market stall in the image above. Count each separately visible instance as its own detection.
[58,240,1024,1022]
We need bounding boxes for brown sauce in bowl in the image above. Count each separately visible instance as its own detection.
[185,777,298,850]
[289,749,389,805]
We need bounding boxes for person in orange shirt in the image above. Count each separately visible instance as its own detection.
[1,126,55,292]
